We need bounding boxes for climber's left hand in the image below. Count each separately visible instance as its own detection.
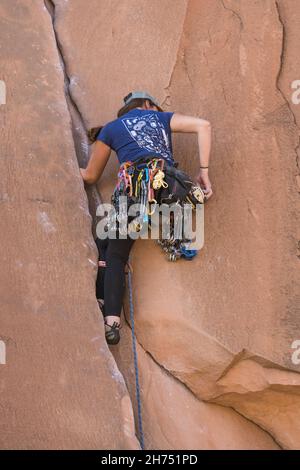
[196,169,213,199]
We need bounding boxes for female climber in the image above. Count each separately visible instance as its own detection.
[80,91,212,345]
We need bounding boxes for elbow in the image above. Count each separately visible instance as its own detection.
[196,119,211,133]
[200,119,211,129]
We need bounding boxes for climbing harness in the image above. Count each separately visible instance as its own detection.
[152,169,168,190]
[106,156,206,261]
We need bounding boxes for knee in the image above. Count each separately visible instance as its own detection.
[108,250,128,266]
[95,237,109,259]
[106,239,134,267]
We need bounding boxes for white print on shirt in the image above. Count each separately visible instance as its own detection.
[121,113,173,161]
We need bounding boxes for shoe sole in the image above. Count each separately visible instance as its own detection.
[105,331,120,345]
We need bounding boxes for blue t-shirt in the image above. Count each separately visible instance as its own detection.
[97,108,175,165]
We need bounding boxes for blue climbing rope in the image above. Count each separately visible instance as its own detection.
[127,260,145,450]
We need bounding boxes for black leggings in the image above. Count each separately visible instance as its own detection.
[95,236,135,317]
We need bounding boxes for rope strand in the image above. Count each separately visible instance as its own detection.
[126,261,145,450]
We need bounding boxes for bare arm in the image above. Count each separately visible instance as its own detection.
[80,141,111,184]
[170,113,213,199]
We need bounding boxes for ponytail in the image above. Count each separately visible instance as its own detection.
[87,126,103,144]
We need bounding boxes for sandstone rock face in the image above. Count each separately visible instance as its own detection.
[51,0,300,449]
[1,0,300,450]
[0,0,139,449]
[114,323,279,450]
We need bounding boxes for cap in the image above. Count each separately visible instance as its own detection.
[123,90,163,111]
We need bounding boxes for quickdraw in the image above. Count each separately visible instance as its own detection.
[188,185,205,204]
[115,158,166,204]
[152,169,168,190]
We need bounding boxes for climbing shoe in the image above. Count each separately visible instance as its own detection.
[104,320,122,345]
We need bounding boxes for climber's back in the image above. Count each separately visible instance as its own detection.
[96,107,175,166]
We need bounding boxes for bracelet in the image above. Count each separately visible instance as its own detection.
[200,166,209,169]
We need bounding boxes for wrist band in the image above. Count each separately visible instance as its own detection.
[200,166,209,169]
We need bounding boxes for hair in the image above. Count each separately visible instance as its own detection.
[87,126,104,144]
[87,98,164,144]
[117,98,163,117]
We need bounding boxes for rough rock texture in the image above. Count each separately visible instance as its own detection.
[114,322,279,449]
[51,0,300,449]
[276,0,300,191]
[1,0,300,450]
[49,0,300,449]
[0,0,139,449]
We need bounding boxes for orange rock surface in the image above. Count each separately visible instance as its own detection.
[1,0,299,449]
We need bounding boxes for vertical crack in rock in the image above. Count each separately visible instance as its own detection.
[43,0,139,446]
[275,0,300,177]
[44,0,87,162]
[44,0,101,217]
[220,0,244,32]
[42,0,295,448]
[161,0,190,108]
